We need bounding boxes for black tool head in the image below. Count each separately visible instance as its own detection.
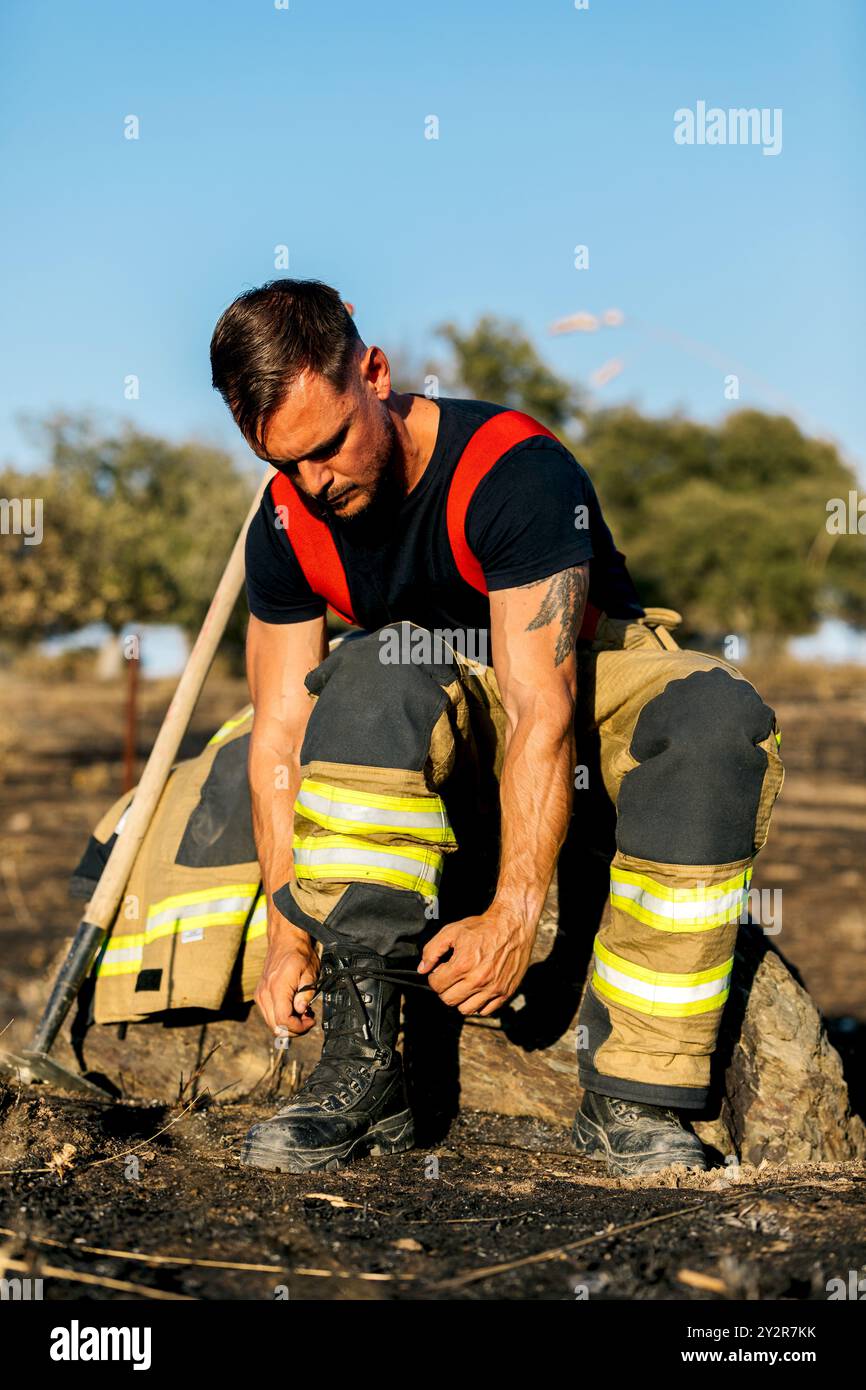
[0,1049,112,1099]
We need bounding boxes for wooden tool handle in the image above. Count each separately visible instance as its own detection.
[83,467,273,933]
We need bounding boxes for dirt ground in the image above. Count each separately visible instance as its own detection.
[1,661,865,1301]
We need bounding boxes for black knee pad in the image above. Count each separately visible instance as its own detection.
[301,623,458,770]
[274,880,429,961]
[616,667,775,864]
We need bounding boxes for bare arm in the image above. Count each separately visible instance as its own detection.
[419,564,587,1015]
[246,612,328,1036]
[489,564,584,933]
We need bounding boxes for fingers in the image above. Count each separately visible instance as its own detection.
[255,964,318,1039]
[418,925,457,974]
[433,973,508,1014]
[254,985,276,1034]
[275,1007,316,1037]
[291,974,318,1025]
[478,995,508,1017]
[256,986,312,1037]
[281,977,316,1034]
[456,990,493,1016]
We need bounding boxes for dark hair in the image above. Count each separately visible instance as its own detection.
[210,278,362,451]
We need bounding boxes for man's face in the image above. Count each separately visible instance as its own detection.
[259,355,398,525]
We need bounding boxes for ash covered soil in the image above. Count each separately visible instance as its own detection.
[1,664,865,1301]
[2,1090,866,1301]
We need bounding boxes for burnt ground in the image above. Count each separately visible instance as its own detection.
[1,662,865,1302]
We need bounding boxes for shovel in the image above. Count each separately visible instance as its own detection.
[0,469,273,1098]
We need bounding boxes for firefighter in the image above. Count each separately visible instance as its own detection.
[208,279,784,1176]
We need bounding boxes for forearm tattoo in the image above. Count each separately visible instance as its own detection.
[524,565,588,666]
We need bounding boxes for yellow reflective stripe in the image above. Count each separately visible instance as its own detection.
[208,707,253,745]
[293,833,442,893]
[245,895,268,942]
[594,937,733,988]
[144,910,250,946]
[293,836,441,893]
[300,780,447,813]
[610,866,752,933]
[147,883,258,917]
[609,894,745,932]
[592,939,731,1017]
[96,936,143,977]
[592,973,729,1018]
[299,805,455,843]
[295,863,434,893]
[293,834,440,868]
[101,933,146,952]
[97,958,143,978]
[610,867,750,904]
[96,884,262,977]
[296,779,456,845]
[774,728,782,748]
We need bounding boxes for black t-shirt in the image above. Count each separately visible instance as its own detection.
[245,396,643,646]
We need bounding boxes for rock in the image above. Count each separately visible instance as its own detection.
[721,925,866,1165]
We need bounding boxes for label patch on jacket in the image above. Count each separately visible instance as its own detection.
[134,969,163,993]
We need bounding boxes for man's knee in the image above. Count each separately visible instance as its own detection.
[301,622,459,771]
[616,666,777,864]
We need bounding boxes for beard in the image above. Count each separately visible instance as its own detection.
[316,409,403,546]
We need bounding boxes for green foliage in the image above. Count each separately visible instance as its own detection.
[0,413,255,656]
[580,408,866,636]
[437,316,584,432]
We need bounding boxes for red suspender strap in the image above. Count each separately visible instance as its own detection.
[446,410,555,592]
[269,473,356,625]
[446,409,602,640]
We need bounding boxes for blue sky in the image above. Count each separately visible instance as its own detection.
[1,0,864,477]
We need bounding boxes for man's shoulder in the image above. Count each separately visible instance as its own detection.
[438,395,547,432]
[434,395,505,449]
[436,397,579,474]
[437,395,505,421]
[438,396,572,453]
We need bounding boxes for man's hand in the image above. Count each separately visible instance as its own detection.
[417,906,536,1016]
[254,916,321,1038]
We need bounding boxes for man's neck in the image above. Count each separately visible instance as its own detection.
[388,391,441,496]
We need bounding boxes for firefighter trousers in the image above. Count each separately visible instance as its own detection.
[274,610,785,1111]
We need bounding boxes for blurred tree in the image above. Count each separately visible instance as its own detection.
[0,413,256,660]
[437,315,584,431]
[581,407,866,638]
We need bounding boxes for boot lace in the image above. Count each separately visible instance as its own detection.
[287,963,431,1106]
[609,1098,681,1125]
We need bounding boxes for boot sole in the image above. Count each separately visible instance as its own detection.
[572,1109,707,1178]
[240,1108,415,1174]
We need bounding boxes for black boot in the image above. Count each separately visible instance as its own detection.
[572,1090,708,1176]
[241,946,415,1173]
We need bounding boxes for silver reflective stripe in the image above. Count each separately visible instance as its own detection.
[294,843,441,887]
[594,953,731,1005]
[147,893,252,930]
[297,785,449,831]
[101,945,142,963]
[611,878,746,922]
